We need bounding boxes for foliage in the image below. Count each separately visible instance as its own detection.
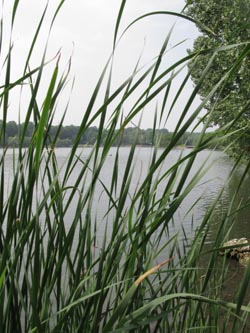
[1,121,203,147]
[0,1,249,332]
[185,0,250,157]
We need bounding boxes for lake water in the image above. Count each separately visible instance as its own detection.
[60,147,250,307]
[4,146,249,249]
[3,147,250,310]
[48,146,250,241]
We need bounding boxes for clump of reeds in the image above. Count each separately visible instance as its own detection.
[0,1,249,332]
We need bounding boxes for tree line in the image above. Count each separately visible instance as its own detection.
[0,120,216,148]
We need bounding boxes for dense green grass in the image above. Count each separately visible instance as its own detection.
[0,1,249,332]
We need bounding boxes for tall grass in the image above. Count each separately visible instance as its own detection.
[0,1,249,332]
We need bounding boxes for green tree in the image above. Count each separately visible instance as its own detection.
[186,0,250,157]
[145,128,154,145]
[6,121,18,138]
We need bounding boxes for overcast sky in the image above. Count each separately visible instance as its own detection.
[1,0,201,130]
